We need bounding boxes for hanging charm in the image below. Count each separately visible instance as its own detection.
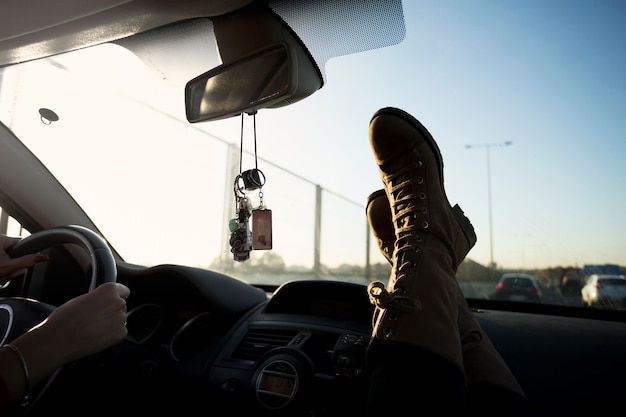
[228,112,272,261]
[229,186,253,261]
[252,206,272,250]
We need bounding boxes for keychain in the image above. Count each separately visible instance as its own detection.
[228,112,272,261]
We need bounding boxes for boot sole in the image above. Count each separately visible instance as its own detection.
[452,204,478,248]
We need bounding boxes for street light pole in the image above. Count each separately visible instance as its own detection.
[465,141,512,273]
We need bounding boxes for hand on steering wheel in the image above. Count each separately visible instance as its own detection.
[0,225,126,415]
[0,236,49,286]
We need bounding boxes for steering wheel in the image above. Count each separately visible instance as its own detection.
[0,225,117,414]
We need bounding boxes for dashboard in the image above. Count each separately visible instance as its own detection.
[206,280,373,415]
[14,257,626,416]
[120,271,374,415]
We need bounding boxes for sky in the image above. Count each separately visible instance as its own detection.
[4,0,625,272]
[200,0,626,270]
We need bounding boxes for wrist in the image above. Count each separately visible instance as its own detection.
[11,322,72,390]
[0,344,27,403]
[2,344,29,394]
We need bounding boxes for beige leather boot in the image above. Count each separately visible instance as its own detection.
[367,106,469,373]
[366,119,526,397]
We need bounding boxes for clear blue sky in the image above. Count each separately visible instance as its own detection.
[208,0,626,269]
[9,1,624,271]
[15,0,626,268]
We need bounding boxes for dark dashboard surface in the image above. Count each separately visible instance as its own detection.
[15,259,625,416]
[116,265,626,415]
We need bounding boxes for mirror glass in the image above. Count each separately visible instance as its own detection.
[185,44,292,122]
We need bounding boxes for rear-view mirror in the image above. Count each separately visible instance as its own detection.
[184,3,323,123]
[185,44,293,122]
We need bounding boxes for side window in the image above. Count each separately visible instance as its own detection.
[0,205,31,289]
[0,205,29,237]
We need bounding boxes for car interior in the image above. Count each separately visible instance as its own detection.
[1,1,625,416]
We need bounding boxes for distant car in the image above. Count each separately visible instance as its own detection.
[494,273,542,303]
[581,274,626,308]
[560,268,584,295]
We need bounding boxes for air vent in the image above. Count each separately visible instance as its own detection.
[232,328,299,361]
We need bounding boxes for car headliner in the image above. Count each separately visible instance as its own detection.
[0,0,253,67]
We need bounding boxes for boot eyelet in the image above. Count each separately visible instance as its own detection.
[416,235,422,242]
[383,328,393,337]
[419,192,426,199]
[389,313,398,321]
[420,206,428,214]
[417,177,424,184]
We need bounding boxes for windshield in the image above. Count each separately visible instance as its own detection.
[1,1,625,307]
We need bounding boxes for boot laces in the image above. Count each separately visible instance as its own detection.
[368,280,421,312]
[385,161,427,266]
[370,158,427,321]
